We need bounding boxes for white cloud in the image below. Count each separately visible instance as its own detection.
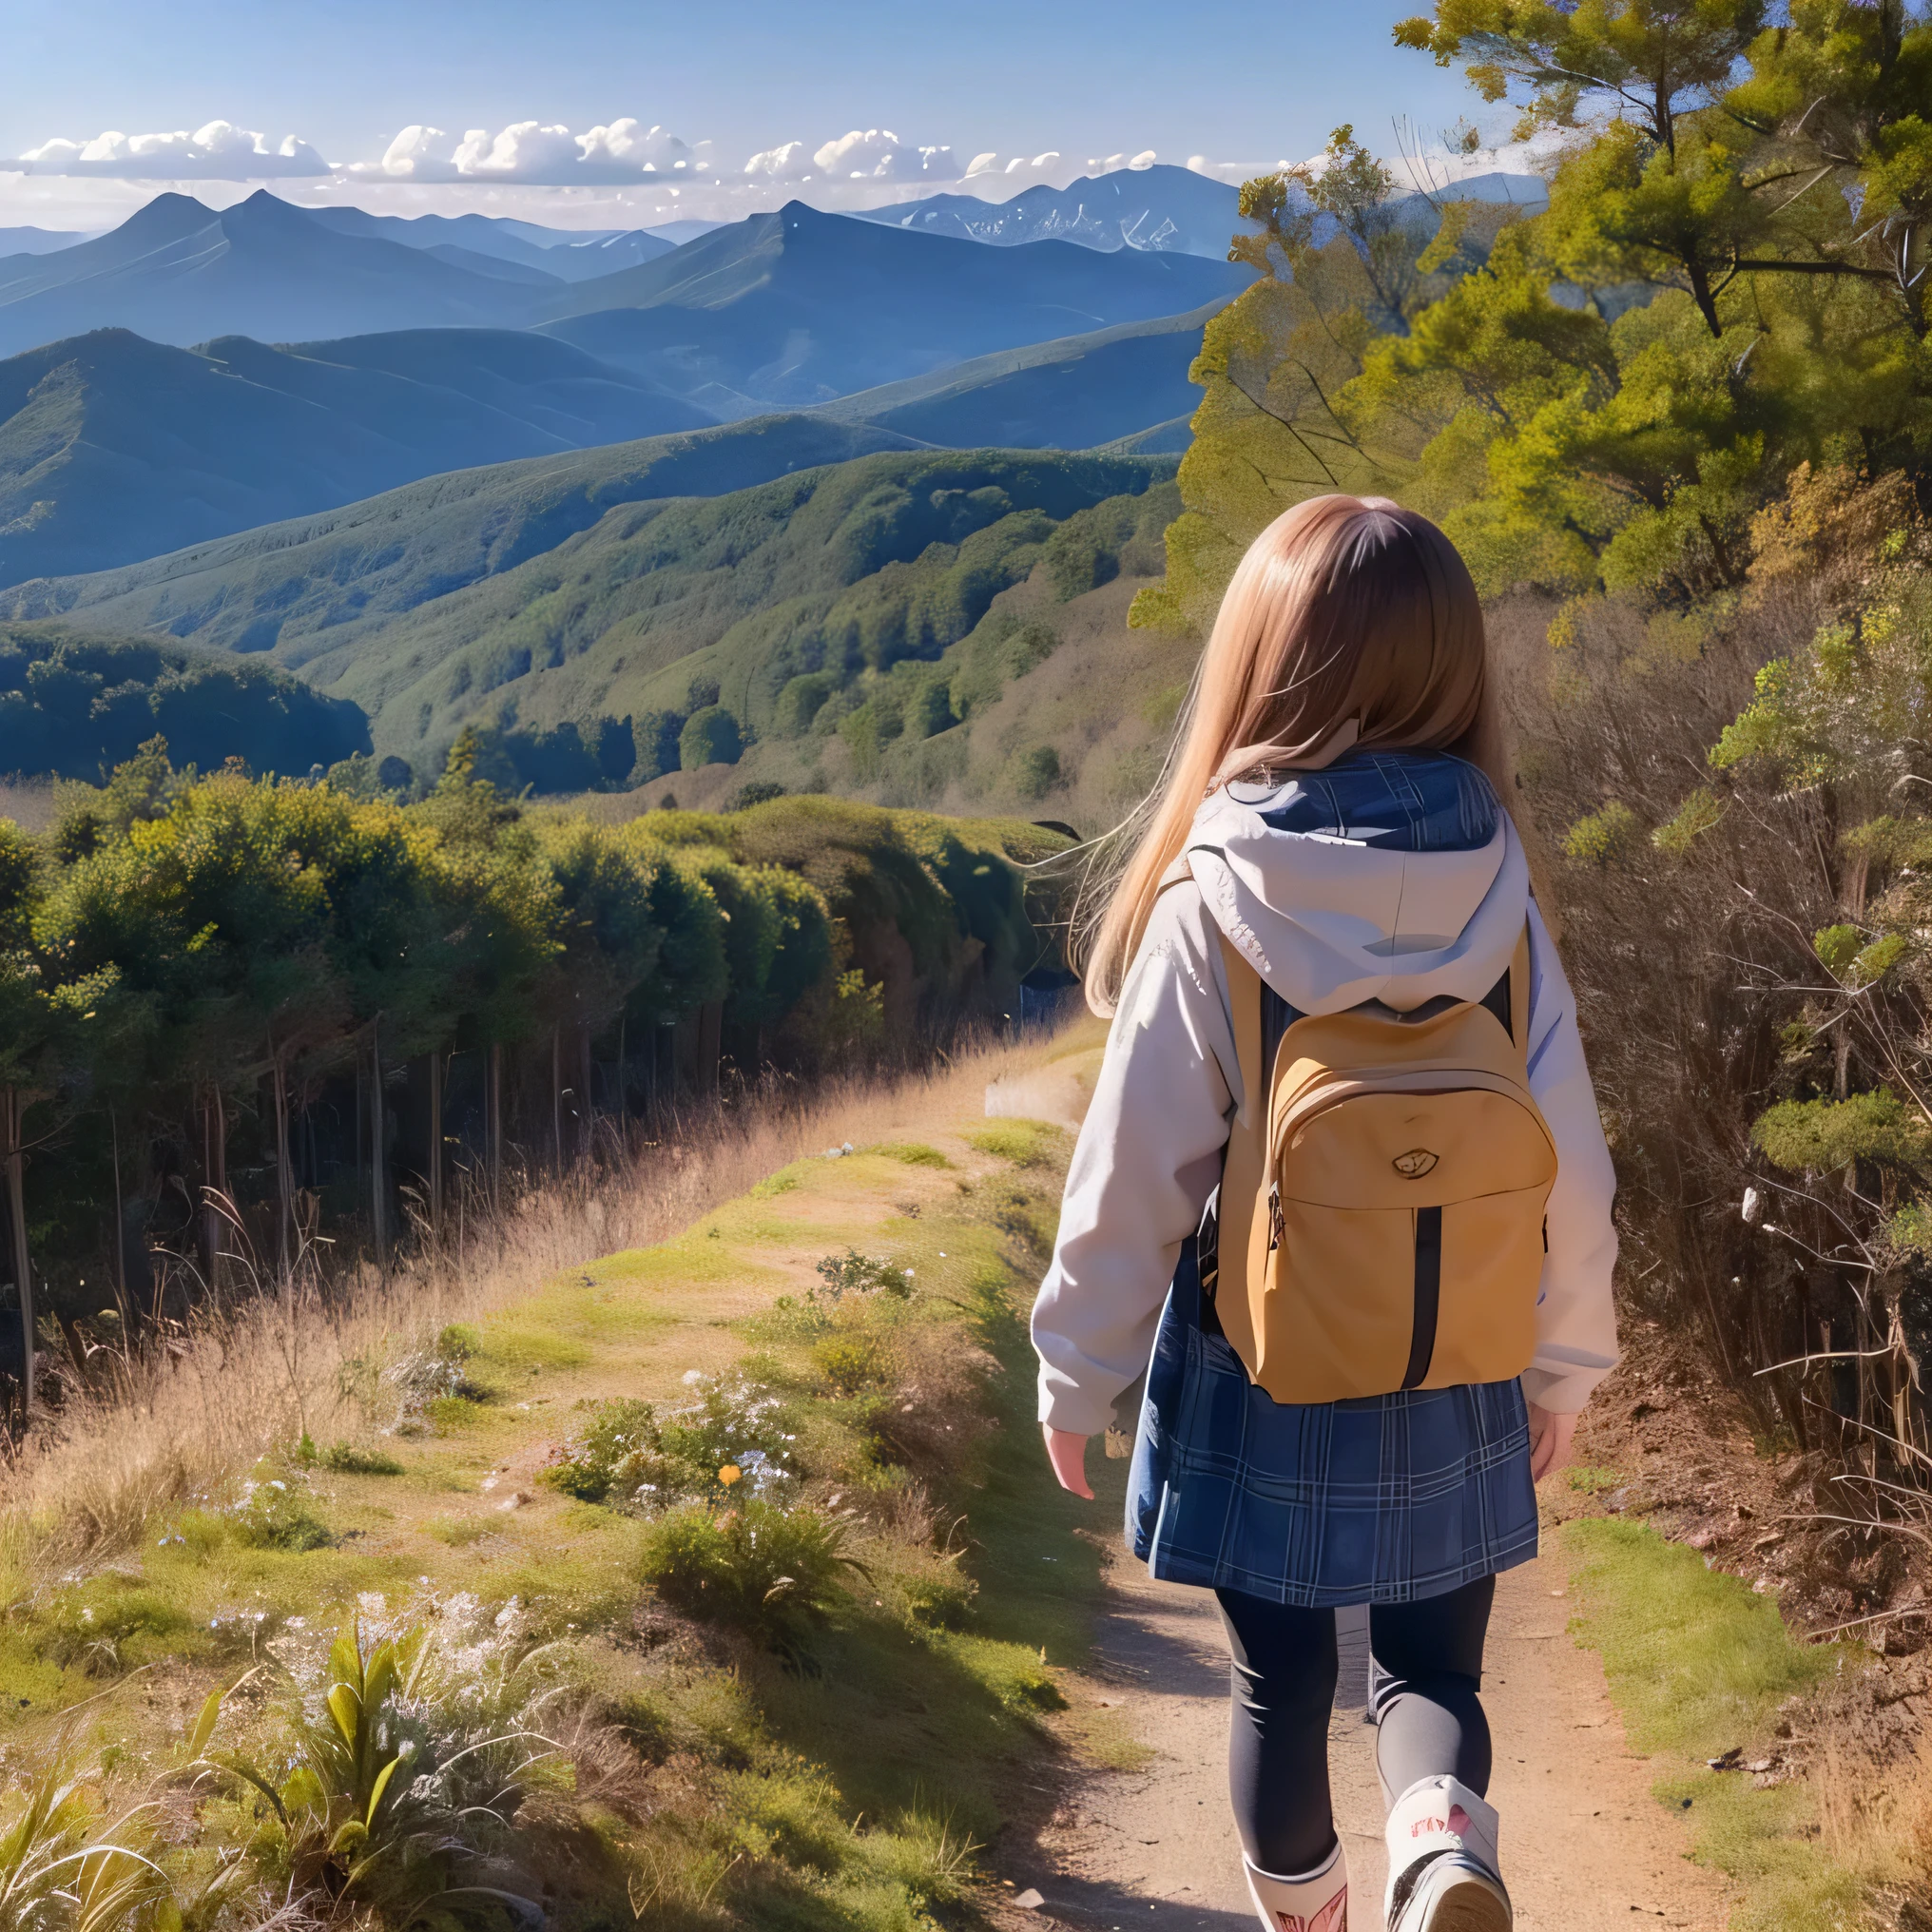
[810,129,959,182]
[578,120,692,173]
[744,141,814,182]
[348,118,706,185]
[10,120,328,179]
[0,109,1306,230]
[373,124,454,179]
[959,149,1087,191]
[452,121,580,177]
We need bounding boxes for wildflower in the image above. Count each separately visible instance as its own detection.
[719,1464,743,1487]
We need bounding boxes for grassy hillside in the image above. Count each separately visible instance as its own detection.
[1,415,918,646]
[295,448,1173,782]
[0,305,1208,591]
[605,528,1190,836]
[0,327,711,587]
[0,621,369,779]
[810,302,1216,451]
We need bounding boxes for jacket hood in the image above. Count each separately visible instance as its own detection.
[1185,762,1531,1015]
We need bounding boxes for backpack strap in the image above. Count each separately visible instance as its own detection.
[1213,932,1268,1375]
[1510,918,1532,1054]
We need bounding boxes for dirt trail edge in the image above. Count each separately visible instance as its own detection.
[1016,1524,1739,1932]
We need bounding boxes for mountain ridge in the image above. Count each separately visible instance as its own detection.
[536,200,1248,408]
[0,190,546,357]
[0,324,713,585]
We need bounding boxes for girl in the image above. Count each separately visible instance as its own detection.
[1032,496,1617,1932]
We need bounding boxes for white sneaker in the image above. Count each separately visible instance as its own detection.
[1244,1840,1350,1932]
[1383,1778,1510,1932]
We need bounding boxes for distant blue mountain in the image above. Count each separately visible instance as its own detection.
[537,199,1249,410]
[0,191,547,356]
[0,226,87,257]
[0,324,708,585]
[855,162,1548,257]
[855,164,1246,258]
[811,303,1220,451]
[307,205,676,281]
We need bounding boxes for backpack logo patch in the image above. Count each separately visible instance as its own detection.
[1392,1148,1439,1179]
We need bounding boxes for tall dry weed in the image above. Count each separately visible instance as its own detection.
[0,1038,1034,1595]
[1492,581,1837,1436]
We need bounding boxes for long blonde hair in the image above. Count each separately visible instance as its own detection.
[1080,493,1515,1014]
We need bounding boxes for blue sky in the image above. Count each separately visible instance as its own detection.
[3,1,1509,228]
[14,1,1477,162]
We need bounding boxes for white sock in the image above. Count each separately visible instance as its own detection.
[1382,1775,1501,1919]
[1243,1840,1349,1932]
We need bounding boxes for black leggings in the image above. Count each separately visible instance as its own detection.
[1215,1576,1495,1876]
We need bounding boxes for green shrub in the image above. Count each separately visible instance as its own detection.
[812,1333,885,1394]
[543,1398,665,1504]
[38,1581,191,1670]
[639,1500,867,1652]
[968,1120,1061,1168]
[775,671,837,736]
[680,705,744,769]
[901,1570,978,1631]
[815,1247,915,1300]
[1751,1088,1932,1175]
[655,1374,802,1501]
[1008,744,1062,801]
[1562,800,1641,867]
[232,1475,334,1551]
[873,1140,951,1168]
[320,1442,405,1476]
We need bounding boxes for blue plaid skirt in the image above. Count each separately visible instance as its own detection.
[1128,1239,1539,1606]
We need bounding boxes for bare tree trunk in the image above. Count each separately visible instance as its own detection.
[369,1018,386,1268]
[428,1049,443,1232]
[487,1041,502,1214]
[202,1086,227,1289]
[109,1106,126,1309]
[3,1089,31,1420]
[272,1050,292,1277]
[579,1024,594,1161]
[551,1024,564,1173]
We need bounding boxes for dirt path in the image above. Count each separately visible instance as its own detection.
[1014,1529,1738,1931]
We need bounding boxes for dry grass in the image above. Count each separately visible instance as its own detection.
[0,1034,1039,1595]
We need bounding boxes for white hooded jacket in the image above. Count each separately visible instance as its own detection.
[1032,776,1620,1437]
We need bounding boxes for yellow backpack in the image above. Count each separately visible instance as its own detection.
[1207,925,1558,1404]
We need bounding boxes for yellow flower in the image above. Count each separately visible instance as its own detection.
[718,1464,742,1487]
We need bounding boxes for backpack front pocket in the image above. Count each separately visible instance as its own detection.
[1244,1087,1557,1403]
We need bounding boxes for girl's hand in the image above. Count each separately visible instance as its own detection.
[1528,1404,1576,1482]
[1042,1425,1094,1499]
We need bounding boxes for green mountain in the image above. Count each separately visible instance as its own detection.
[3,415,919,649]
[304,447,1170,764]
[536,201,1247,409]
[810,303,1217,450]
[0,326,713,587]
[10,428,1192,823]
[0,622,369,781]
